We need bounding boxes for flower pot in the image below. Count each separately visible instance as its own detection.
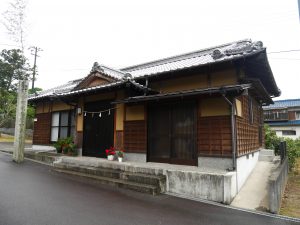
[118,157,123,162]
[107,155,114,161]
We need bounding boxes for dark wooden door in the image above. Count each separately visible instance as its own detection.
[148,101,197,166]
[83,101,114,157]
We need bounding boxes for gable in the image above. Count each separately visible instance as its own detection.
[74,72,117,90]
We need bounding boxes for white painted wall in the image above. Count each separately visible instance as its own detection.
[271,126,300,140]
[236,151,259,191]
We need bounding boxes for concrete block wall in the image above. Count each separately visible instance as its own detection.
[166,170,236,204]
[269,158,289,213]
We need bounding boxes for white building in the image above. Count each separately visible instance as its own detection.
[263,99,300,139]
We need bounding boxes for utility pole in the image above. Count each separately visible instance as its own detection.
[29,46,42,90]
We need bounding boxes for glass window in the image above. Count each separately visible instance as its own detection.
[296,111,300,120]
[51,127,59,142]
[51,110,75,142]
[51,112,59,126]
[282,130,296,136]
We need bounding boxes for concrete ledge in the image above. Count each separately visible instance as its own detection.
[55,156,236,204]
[269,158,289,214]
[32,145,55,151]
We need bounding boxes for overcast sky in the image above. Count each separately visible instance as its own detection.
[0,0,299,100]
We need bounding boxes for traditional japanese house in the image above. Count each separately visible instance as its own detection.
[29,39,280,193]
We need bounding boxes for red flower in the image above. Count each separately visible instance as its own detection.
[105,147,116,156]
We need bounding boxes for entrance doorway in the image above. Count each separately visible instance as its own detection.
[147,101,197,166]
[83,101,114,157]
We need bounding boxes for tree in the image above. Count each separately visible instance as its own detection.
[2,0,27,52]
[0,91,16,127]
[0,49,28,91]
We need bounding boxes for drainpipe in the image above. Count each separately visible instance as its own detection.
[144,77,149,96]
[222,94,237,171]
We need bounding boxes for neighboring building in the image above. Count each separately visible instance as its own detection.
[263,99,300,139]
[28,39,280,196]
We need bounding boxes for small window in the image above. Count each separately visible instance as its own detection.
[296,111,300,120]
[282,130,296,136]
[51,110,75,142]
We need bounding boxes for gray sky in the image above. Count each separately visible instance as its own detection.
[0,0,299,100]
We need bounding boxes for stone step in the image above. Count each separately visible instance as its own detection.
[54,163,166,194]
[259,150,275,162]
[54,168,160,195]
[25,151,58,164]
[258,155,275,162]
[259,150,275,156]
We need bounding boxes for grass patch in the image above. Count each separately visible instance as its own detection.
[0,134,32,144]
[280,158,300,218]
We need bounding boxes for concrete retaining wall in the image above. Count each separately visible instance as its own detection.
[167,170,236,204]
[269,158,289,214]
[55,156,237,204]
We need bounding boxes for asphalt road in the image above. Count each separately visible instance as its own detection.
[0,152,298,225]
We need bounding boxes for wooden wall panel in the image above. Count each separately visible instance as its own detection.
[33,113,51,145]
[236,96,263,156]
[115,130,124,150]
[124,120,146,153]
[198,116,232,157]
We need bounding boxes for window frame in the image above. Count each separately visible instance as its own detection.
[282,130,296,136]
[296,111,300,120]
[50,110,75,142]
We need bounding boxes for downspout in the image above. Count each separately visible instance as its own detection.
[222,94,237,171]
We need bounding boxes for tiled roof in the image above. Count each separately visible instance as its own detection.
[266,120,300,126]
[90,62,127,80]
[121,39,264,78]
[29,39,278,102]
[28,79,82,100]
[263,99,300,110]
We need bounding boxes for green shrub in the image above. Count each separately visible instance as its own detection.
[53,137,77,156]
[264,124,300,170]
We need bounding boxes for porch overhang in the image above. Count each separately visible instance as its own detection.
[112,84,252,104]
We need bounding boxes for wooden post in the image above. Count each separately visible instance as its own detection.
[13,80,29,163]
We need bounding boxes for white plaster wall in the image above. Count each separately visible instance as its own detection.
[236,151,259,191]
[198,157,232,170]
[271,126,300,140]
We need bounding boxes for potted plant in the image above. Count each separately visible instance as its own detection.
[105,147,115,161]
[117,150,124,162]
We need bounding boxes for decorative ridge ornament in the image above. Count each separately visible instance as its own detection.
[211,40,264,59]
[91,62,104,73]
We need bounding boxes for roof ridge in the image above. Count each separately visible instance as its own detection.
[274,98,300,102]
[121,39,252,72]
